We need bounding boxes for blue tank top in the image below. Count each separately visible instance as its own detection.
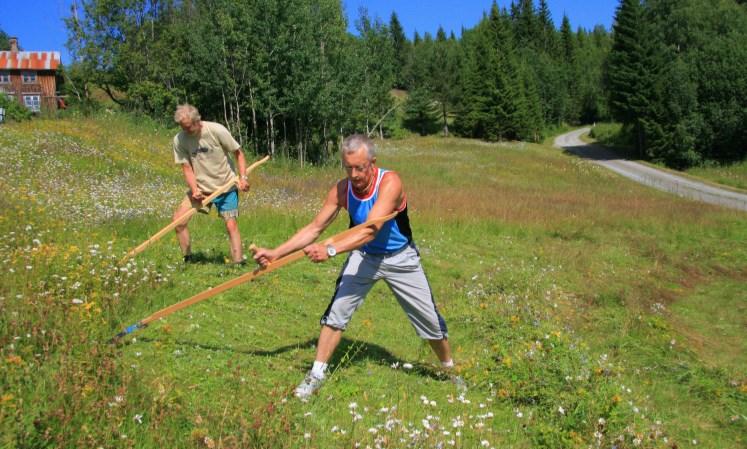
[347,168,412,254]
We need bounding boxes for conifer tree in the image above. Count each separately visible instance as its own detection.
[389,12,409,89]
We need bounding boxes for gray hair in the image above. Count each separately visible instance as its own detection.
[174,104,201,124]
[342,134,376,160]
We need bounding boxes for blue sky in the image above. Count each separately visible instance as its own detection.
[1,0,618,65]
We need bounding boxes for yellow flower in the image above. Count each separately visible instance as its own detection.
[502,356,512,368]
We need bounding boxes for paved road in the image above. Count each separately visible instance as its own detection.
[554,128,747,212]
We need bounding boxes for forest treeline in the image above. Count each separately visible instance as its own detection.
[46,0,747,166]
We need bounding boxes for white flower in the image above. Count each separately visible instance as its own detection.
[402,363,413,370]
[481,440,490,447]
[133,414,143,424]
[558,406,565,415]
[368,428,378,434]
[349,402,358,409]
[303,433,311,439]
[71,298,83,304]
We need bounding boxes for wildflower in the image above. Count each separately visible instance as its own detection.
[133,414,143,424]
[481,440,490,447]
[303,433,311,439]
[304,412,312,417]
[368,428,378,434]
[558,406,565,415]
[403,363,413,370]
[72,298,83,304]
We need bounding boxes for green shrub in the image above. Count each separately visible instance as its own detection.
[0,95,33,122]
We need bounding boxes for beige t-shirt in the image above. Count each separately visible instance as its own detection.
[173,121,241,192]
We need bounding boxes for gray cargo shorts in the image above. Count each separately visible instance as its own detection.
[320,244,448,340]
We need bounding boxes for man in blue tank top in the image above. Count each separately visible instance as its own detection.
[252,134,459,400]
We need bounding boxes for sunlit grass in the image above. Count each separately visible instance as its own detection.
[0,114,745,448]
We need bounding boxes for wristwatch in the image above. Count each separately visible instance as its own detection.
[240,175,248,181]
[326,244,337,258]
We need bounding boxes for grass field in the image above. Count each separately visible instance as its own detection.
[1,114,745,448]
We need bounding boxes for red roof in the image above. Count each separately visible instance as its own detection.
[0,51,61,71]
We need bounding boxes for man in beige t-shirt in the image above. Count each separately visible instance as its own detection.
[172,104,250,264]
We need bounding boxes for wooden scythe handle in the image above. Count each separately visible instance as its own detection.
[120,211,397,334]
[120,155,271,263]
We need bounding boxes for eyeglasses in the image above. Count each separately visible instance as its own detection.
[343,161,371,173]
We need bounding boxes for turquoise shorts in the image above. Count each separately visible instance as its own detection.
[190,189,239,220]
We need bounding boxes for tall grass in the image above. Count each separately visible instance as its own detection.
[0,115,745,448]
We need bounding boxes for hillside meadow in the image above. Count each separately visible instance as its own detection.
[0,114,745,449]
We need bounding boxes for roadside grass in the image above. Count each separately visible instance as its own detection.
[589,122,747,191]
[685,161,747,192]
[1,114,745,448]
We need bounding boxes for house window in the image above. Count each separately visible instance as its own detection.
[22,71,37,83]
[23,95,41,112]
[0,71,9,83]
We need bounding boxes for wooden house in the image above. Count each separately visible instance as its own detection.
[0,37,62,112]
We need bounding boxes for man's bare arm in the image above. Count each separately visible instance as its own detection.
[303,173,403,262]
[253,183,343,266]
[181,163,203,200]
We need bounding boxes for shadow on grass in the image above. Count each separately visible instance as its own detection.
[135,335,443,380]
[561,144,625,161]
[183,250,230,265]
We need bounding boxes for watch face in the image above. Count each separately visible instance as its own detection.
[327,245,336,257]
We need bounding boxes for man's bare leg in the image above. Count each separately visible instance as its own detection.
[173,197,194,257]
[224,217,243,263]
[315,325,344,363]
[428,338,453,364]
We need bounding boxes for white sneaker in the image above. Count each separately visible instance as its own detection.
[294,371,325,400]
